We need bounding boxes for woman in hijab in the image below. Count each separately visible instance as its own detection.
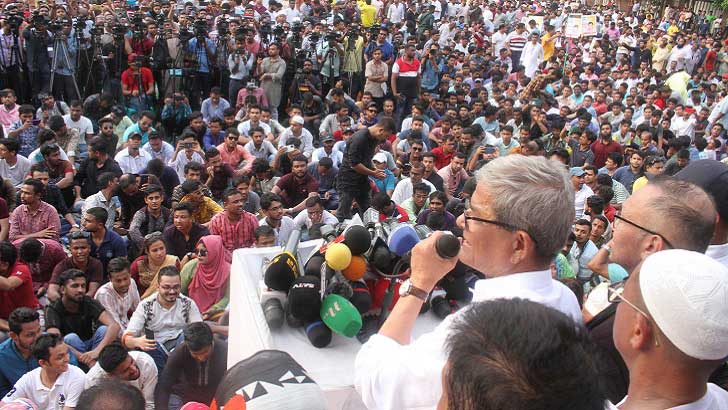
[180,235,231,320]
[130,232,180,298]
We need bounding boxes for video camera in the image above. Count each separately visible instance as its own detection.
[217,17,229,37]
[324,31,339,42]
[193,18,208,38]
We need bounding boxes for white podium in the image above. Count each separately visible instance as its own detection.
[227,243,442,409]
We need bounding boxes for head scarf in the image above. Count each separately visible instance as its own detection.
[188,235,231,312]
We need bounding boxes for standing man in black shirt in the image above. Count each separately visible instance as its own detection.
[336,117,397,220]
[74,137,123,200]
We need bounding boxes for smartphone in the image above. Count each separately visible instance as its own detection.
[484,147,496,154]
[286,145,296,153]
[139,174,149,185]
[144,329,154,340]
[32,119,41,126]
[183,142,194,149]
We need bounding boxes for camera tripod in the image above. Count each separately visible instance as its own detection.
[49,34,81,102]
[0,31,25,102]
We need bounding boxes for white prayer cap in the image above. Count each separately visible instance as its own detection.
[640,249,728,360]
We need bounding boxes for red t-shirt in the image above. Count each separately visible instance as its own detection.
[121,67,155,93]
[0,262,39,319]
[275,173,319,209]
[705,50,717,72]
[590,140,623,169]
[431,146,454,170]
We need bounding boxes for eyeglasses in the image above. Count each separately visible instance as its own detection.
[411,147,423,151]
[613,214,674,249]
[368,108,378,113]
[607,281,660,347]
[463,199,537,243]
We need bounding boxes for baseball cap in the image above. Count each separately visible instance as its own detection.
[372,152,387,163]
[322,135,335,143]
[639,249,728,360]
[569,167,586,177]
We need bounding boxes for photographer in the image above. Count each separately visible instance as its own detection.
[342,26,365,99]
[316,33,344,96]
[123,15,153,57]
[121,53,155,114]
[0,17,24,100]
[49,20,80,102]
[187,26,217,110]
[23,15,53,99]
[161,93,192,139]
[228,35,254,105]
[288,60,322,105]
[364,27,395,65]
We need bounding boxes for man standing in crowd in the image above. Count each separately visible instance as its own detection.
[336,118,396,220]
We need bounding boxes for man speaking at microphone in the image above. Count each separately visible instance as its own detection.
[355,155,582,410]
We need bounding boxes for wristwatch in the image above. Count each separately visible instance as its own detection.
[398,279,429,302]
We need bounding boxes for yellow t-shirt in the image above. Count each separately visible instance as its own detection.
[667,24,680,37]
[632,176,649,192]
[358,1,377,27]
[542,32,556,61]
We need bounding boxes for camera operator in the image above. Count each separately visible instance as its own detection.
[23,15,53,99]
[364,26,395,65]
[0,16,24,100]
[228,36,255,106]
[121,53,154,113]
[316,32,344,96]
[288,60,322,105]
[341,25,365,98]
[301,22,325,72]
[50,20,80,102]
[123,15,153,57]
[187,24,217,110]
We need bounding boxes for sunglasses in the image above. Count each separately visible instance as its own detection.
[69,231,90,240]
[196,248,208,256]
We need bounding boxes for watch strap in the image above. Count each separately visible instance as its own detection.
[405,281,429,301]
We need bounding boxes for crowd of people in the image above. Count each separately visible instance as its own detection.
[0,0,727,408]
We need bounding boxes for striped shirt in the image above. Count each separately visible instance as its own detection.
[8,201,61,242]
[507,31,528,52]
[208,210,259,252]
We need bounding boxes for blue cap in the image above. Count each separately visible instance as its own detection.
[570,167,587,177]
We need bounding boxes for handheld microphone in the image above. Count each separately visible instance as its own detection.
[387,224,461,260]
[304,320,332,348]
[320,294,362,337]
[260,287,286,329]
[287,276,322,322]
[264,228,303,291]
[343,225,371,255]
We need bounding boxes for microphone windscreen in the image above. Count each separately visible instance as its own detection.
[324,280,353,299]
[285,299,303,328]
[435,233,461,259]
[350,281,372,314]
[370,244,393,272]
[320,294,362,337]
[304,254,326,277]
[344,225,371,255]
[287,276,322,322]
[325,243,352,271]
[342,255,367,281]
[264,251,300,291]
[388,224,420,257]
[262,298,284,329]
[305,320,333,348]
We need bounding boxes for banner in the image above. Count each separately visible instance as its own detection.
[581,15,598,36]
[521,15,545,32]
[565,14,582,38]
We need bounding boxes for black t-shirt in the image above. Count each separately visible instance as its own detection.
[337,128,377,190]
[45,296,105,341]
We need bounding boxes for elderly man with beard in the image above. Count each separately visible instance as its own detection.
[84,343,157,410]
[356,155,581,410]
[585,178,717,402]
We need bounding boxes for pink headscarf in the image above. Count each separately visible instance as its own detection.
[188,235,231,312]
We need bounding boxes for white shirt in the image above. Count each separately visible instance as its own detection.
[3,365,85,410]
[355,270,581,410]
[169,152,206,182]
[606,383,728,410]
[0,155,31,188]
[574,184,595,220]
[311,148,344,168]
[259,216,296,247]
[293,209,338,230]
[237,120,272,137]
[84,351,157,410]
[82,192,119,230]
[126,293,202,344]
[142,141,175,165]
[387,2,405,23]
[63,115,94,137]
[391,178,437,205]
[278,127,315,158]
[115,148,152,174]
[95,280,141,335]
[707,243,728,268]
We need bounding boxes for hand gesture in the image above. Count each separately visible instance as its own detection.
[373,169,386,179]
[135,336,156,351]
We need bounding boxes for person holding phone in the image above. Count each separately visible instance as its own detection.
[169,134,206,183]
[467,144,499,172]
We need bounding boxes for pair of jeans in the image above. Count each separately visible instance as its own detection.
[336,185,371,221]
[63,325,108,353]
[146,332,185,373]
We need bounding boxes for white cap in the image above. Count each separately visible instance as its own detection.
[372,152,387,163]
[291,115,304,125]
[640,249,728,360]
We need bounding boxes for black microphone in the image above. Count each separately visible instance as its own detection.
[264,228,303,291]
[388,224,461,261]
